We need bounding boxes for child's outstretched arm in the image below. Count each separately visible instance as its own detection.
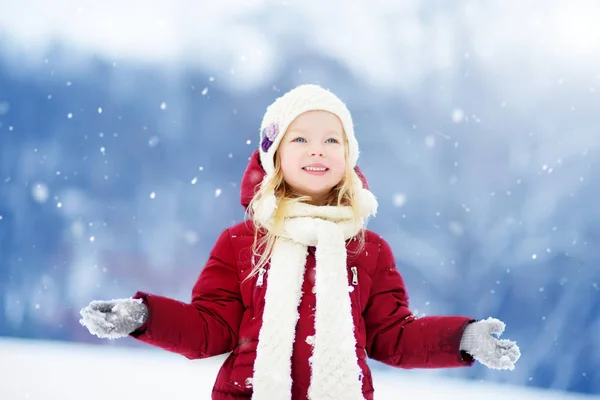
[364,237,476,369]
[129,228,244,359]
[81,228,244,360]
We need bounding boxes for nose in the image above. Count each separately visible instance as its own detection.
[308,144,325,157]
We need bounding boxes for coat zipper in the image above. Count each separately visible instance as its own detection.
[399,313,417,330]
[256,267,266,287]
[350,266,359,285]
[349,266,361,314]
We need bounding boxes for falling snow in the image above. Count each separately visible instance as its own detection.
[452,108,464,123]
[148,136,160,147]
[392,193,407,207]
[31,183,49,203]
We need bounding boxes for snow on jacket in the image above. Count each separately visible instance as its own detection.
[130,150,475,399]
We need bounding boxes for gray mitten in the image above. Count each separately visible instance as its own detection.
[79,298,148,339]
[460,317,521,370]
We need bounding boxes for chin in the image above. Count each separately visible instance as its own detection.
[302,188,335,199]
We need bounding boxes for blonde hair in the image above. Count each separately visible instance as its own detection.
[246,136,366,279]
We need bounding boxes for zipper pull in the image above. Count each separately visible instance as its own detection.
[256,267,266,287]
[350,266,358,285]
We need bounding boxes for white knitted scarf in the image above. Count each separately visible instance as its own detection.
[251,201,373,400]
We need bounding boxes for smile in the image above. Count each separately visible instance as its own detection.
[303,167,328,172]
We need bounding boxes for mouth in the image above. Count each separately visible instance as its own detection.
[302,166,329,172]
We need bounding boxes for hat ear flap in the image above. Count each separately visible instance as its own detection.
[351,171,378,218]
[252,186,278,225]
[353,165,370,190]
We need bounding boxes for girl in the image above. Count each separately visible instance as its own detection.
[80,84,520,400]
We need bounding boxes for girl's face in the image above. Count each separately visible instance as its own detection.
[277,110,346,205]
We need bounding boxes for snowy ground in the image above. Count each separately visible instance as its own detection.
[1,337,597,400]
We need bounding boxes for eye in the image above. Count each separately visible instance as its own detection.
[326,138,339,144]
[293,137,306,143]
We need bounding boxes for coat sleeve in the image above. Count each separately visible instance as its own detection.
[364,237,475,368]
[129,228,244,360]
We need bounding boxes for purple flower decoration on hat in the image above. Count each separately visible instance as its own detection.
[261,122,279,152]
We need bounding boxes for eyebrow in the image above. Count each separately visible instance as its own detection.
[288,128,343,137]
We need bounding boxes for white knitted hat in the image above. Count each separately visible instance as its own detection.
[254,84,377,222]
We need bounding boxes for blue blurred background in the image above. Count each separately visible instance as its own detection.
[1,0,599,396]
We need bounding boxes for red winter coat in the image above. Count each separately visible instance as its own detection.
[130,151,474,399]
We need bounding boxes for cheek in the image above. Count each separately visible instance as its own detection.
[279,151,296,178]
[280,159,291,179]
[330,149,346,170]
